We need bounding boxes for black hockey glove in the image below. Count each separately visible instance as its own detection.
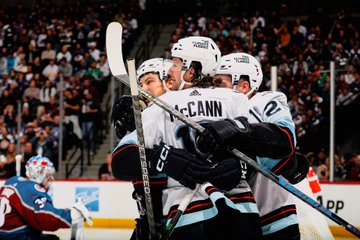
[208,157,249,191]
[277,153,309,184]
[111,96,135,139]
[147,142,211,189]
[196,116,252,155]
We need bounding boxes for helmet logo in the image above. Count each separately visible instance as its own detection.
[234,56,250,63]
[192,40,209,49]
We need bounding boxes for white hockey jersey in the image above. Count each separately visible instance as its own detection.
[118,87,259,228]
[248,91,299,236]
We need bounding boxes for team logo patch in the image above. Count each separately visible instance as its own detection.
[192,40,209,49]
[234,56,250,63]
[34,184,46,192]
[75,187,99,211]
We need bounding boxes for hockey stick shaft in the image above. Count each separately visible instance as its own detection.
[161,185,200,240]
[106,22,360,239]
[128,58,157,239]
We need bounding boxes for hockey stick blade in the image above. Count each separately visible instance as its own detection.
[106,22,360,239]
[106,22,130,86]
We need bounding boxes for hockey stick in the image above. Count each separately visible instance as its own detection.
[106,23,157,239]
[128,58,157,239]
[106,22,360,239]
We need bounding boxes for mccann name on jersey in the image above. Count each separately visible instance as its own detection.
[169,100,222,122]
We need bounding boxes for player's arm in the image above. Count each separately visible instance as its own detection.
[9,185,72,231]
[196,115,295,159]
[111,131,143,180]
[112,136,211,189]
[198,91,295,158]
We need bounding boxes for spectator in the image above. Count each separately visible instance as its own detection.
[3,104,16,130]
[31,56,43,75]
[88,42,101,62]
[26,42,40,64]
[41,43,56,64]
[56,45,72,63]
[0,126,15,154]
[39,79,57,108]
[58,57,73,78]
[336,85,357,106]
[31,129,54,161]
[316,157,330,182]
[23,141,36,162]
[98,54,110,79]
[23,79,40,102]
[64,88,82,140]
[81,90,100,155]
[21,103,35,124]
[24,122,37,141]
[349,154,360,181]
[42,59,59,82]
[98,153,114,180]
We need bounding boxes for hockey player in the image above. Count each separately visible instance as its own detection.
[137,57,174,97]
[197,52,308,240]
[111,58,173,140]
[0,155,92,240]
[112,37,263,240]
[111,58,209,239]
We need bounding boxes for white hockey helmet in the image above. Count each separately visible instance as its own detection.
[26,155,55,189]
[171,36,221,77]
[216,53,263,92]
[136,58,173,83]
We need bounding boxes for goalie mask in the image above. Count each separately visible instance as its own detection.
[216,53,263,95]
[26,155,55,190]
[171,36,221,89]
[111,95,136,139]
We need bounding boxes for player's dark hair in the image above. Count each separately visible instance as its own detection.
[190,61,202,80]
[240,75,250,83]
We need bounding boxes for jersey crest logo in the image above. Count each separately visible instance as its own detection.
[34,184,46,193]
[189,90,201,96]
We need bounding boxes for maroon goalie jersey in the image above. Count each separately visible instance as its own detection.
[0,176,71,239]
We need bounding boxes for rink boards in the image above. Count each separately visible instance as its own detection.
[0,180,359,237]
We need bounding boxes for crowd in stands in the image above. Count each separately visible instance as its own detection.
[165,6,360,181]
[0,0,142,178]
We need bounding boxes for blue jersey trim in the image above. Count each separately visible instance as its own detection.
[261,213,298,235]
[166,191,259,228]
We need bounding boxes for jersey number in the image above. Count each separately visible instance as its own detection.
[34,197,47,209]
[264,101,281,117]
[0,197,12,227]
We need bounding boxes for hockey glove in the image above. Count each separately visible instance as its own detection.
[208,157,248,191]
[196,116,252,155]
[277,153,309,184]
[70,199,93,226]
[148,142,211,189]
